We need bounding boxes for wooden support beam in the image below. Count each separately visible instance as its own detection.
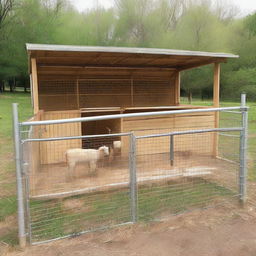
[174,71,180,105]
[213,63,221,157]
[38,65,177,71]
[31,58,39,114]
[178,58,226,72]
[213,63,220,107]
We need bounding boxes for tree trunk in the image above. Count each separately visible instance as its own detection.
[9,80,13,92]
[188,91,192,104]
[9,78,15,92]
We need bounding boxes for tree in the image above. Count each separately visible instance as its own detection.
[114,0,156,46]
[0,0,13,30]
[245,12,256,38]
[0,0,66,91]
[181,66,213,102]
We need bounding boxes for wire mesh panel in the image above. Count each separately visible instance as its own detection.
[37,77,175,111]
[25,132,132,244]
[18,106,247,245]
[38,80,77,110]
[135,130,240,221]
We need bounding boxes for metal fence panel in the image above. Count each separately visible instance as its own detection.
[24,133,132,244]
[13,102,248,246]
[135,130,241,221]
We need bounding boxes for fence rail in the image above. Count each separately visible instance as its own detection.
[21,106,248,126]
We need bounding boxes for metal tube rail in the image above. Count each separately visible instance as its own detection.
[221,110,242,114]
[21,128,242,143]
[22,132,132,143]
[32,222,133,246]
[20,106,248,127]
[219,133,240,137]
[136,127,242,139]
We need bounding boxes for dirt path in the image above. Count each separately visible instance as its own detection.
[6,203,256,256]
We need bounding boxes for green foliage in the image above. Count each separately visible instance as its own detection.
[0,0,256,100]
[181,66,213,96]
[222,68,256,101]
[245,12,256,37]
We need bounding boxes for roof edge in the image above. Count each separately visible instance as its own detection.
[26,43,239,59]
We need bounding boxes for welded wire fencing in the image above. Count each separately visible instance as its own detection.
[13,101,248,246]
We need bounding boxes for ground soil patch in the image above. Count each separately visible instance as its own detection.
[7,203,256,256]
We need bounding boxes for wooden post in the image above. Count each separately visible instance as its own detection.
[213,63,220,157]
[31,58,39,114]
[174,71,180,105]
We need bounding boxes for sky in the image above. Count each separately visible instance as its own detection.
[72,0,114,11]
[72,0,256,16]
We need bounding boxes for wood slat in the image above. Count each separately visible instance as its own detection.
[39,111,82,164]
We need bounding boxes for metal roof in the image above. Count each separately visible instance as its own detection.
[26,43,238,59]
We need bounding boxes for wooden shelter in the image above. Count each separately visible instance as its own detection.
[26,44,238,165]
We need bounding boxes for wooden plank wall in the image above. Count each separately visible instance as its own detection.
[121,112,215,155]
[39,110,81,164]
[28,110,43,192]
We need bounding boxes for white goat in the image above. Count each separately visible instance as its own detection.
[66,146,109,178]
[113,140,121,150]
[109,140,122,162]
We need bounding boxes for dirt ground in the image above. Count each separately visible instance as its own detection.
[31,153,237,198]
[4,202,256,256]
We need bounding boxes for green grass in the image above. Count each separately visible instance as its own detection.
[0,92,32,137]
[0,196,17,221]
[138,180,234,221]
[29,191,131,242]
[0,92,32,179]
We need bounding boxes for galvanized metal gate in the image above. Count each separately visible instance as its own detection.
[13,95,248,246]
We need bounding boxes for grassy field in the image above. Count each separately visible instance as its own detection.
[0,92,255,245]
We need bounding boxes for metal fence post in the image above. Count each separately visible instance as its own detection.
[170,135,174,166]
[129,133,138,223]
[239,94,248,203]
[12,103,26,248]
